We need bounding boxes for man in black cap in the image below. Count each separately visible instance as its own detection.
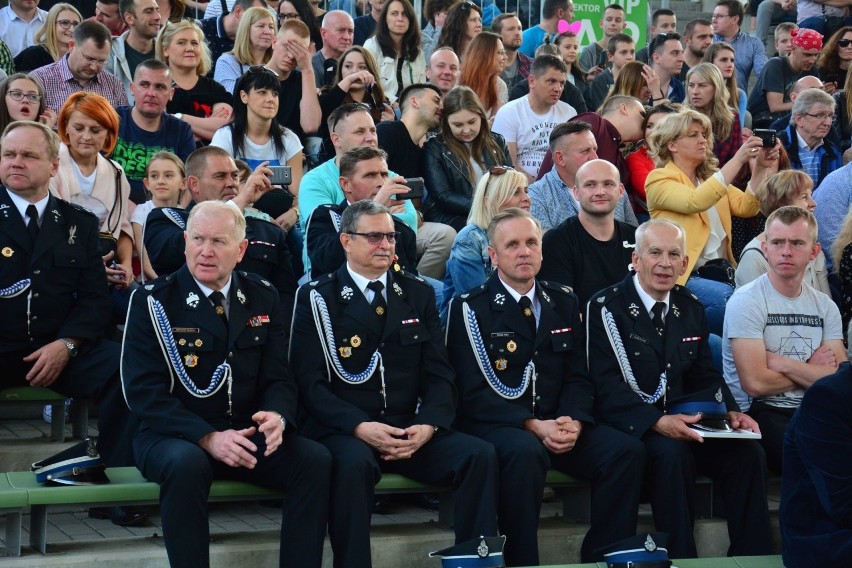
[290,199,498,568]
[122,200,331,568]
[0,121,141,526]
[144,146,298,318]
[446,208,644,565]
[587,218,773,558]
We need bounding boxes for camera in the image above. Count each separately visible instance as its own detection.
[267,165,292,186]
[753,129,777,148]
[398,177,425,200]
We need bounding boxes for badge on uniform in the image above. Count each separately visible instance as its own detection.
[339,346,352,358]
[429,535,506,567]
[375,306,385,316]
[186,291,200,308]
[178,338,187,346]
[495,358,508,371]
[672,304,680,318]
[194,339,203,347]
[237,289,247,305]
[1,246,12,258]
[393,282,404,296]
[214,306,225,316]
[341,285,353,300]
[184,353,198,368]
[67,225,77,245]
[506,340,517,353]
[541,289,551,303]
[350,335,362,348]
[494,293,505,306]
[628,303,640,317]
[248,315,270,327]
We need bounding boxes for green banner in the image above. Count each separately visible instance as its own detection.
[572,0,649,51]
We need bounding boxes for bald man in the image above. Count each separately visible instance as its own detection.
[312,10,354,88]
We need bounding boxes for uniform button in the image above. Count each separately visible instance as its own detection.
[32,293,39,298]
[562,343,567,347]
[380,342,385,347]
[254,336,259,341]
[535,395,541,400]
[666,363,671,368]
[628,425,634,432]
[413,335,418,339]
[31,315,37,320]
[229,351,234,358]
[70,259,76,263]
[380,410,385,416]
[533,351,538,356]
[635,352,640,356]
[33,269,41,275]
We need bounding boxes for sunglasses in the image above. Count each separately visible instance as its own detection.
[347,231,400,245]
[839,38,852,47]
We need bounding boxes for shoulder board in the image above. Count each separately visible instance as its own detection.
[245,211,276,226]
[304,271,336,289]
[672,284,702,304]
[396,270,428,286]
[140,274,177,294]
[591,284,623,305]
[66,202,98,219]
[238,270,275,289]
[459,284,488,301]
[539,280,574,296]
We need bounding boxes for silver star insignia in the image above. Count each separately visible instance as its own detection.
[237,289,247,304]
[341,285,354,300]
[494,293,505,305]
[186,291,199,308]
[393,282,403,296]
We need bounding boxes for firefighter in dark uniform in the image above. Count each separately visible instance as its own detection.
[290,199,498,568]
[586,218,773,559]
[143,146,298,317]
[0,121,141,524]
[304,147,417,279]
[446,208,644,565]
[122,201,331,568]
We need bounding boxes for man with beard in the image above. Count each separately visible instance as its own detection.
[107,0,161,102]
[493,13,531,89]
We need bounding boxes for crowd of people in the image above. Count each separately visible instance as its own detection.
[1,0,852,566]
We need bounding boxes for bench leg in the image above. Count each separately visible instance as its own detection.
[49,403,65,442]
[70,400,88,440]
[2,511,21,557]
[30,505,48,554]
[560,485,591,523]
[437,494,453,530]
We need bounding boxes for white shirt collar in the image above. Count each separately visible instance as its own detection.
[498,274,540,317]
[632,273,669,317]
[6,188,49,226]
[193,275,233,305]
[796,130,824,152]
[346,263,388,301]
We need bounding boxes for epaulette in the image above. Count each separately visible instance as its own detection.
[140,273,178,294]
[591,284,624,306]
[66,201,98,219]
[396,269,428,287]
[238,270,275,290]
[458,283,487,301]
[303,271,336,289]
[540,280,574,297]
[671,283,702,305]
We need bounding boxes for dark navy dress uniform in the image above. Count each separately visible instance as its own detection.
[0,189,136,467]
[305,200,418,278]
[290,264,498,568]
[446,274,644,565]
[143,205,298,318]
[781,362,852,568]
[586,273,773,558]
[121,266,331,568]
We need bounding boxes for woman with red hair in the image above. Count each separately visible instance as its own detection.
[52,91,134,290]
[459,31,507,119]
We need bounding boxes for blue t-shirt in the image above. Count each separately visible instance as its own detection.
[112,107,195,204]
[520,26,548,58]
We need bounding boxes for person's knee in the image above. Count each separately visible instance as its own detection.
[159,444,213,488]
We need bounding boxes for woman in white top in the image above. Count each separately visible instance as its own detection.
[52,91,134,289]
[214,7,276,94]
[210,66,304,235]
[362,0,426,105]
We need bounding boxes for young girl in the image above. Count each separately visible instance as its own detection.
[134,152,186,282]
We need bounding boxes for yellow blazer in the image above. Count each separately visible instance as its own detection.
[646,161,759,285]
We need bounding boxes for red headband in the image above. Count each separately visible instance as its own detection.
[790,28,823,51]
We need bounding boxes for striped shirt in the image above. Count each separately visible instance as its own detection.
[30,54,128,116]
[797,132,823,186]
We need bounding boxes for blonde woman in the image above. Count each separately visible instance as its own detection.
[440,166,530,320]
[156,20,233,143]
[646,109,778,334]
[14,3,81,72]
[703,42,747,129]
[214,6,277,93]
[684,63,741,166]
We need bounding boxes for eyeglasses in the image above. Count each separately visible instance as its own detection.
[57,19,80,29]
[802,112,836,122]
[347,231,400,244]
[6,90,41,103]
[839,38,852,47]
[81,53,108,67]
[278,11,300,26]
[711,13,731,20]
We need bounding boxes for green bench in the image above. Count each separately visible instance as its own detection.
[0,388,88,442]
[531,556,785,567]
[1,467,592,556]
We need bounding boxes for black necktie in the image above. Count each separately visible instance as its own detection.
[367,280,386,321]
[651,301,666,337]
[209,291,228,326]
[519,296,536,336]
[26,204,39,244]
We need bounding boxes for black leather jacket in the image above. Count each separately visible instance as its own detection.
[422,132,511,231]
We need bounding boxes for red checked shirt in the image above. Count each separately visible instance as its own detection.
[31,54,128,116]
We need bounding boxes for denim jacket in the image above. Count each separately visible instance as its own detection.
[440,224,491,323]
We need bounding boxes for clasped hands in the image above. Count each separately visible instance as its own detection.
[354,421,434,461]
[199,410,284,468]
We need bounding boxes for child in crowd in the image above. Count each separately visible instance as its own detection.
[132,151,186,282]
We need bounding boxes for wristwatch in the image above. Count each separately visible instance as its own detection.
[60,338,78,358]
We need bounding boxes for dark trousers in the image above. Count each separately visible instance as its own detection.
[643,433,773,558]
[319,429,498,568]
[748,400,795,474]
[477,423,644,565]
[0,341,137,467]
[137,432,331,568]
